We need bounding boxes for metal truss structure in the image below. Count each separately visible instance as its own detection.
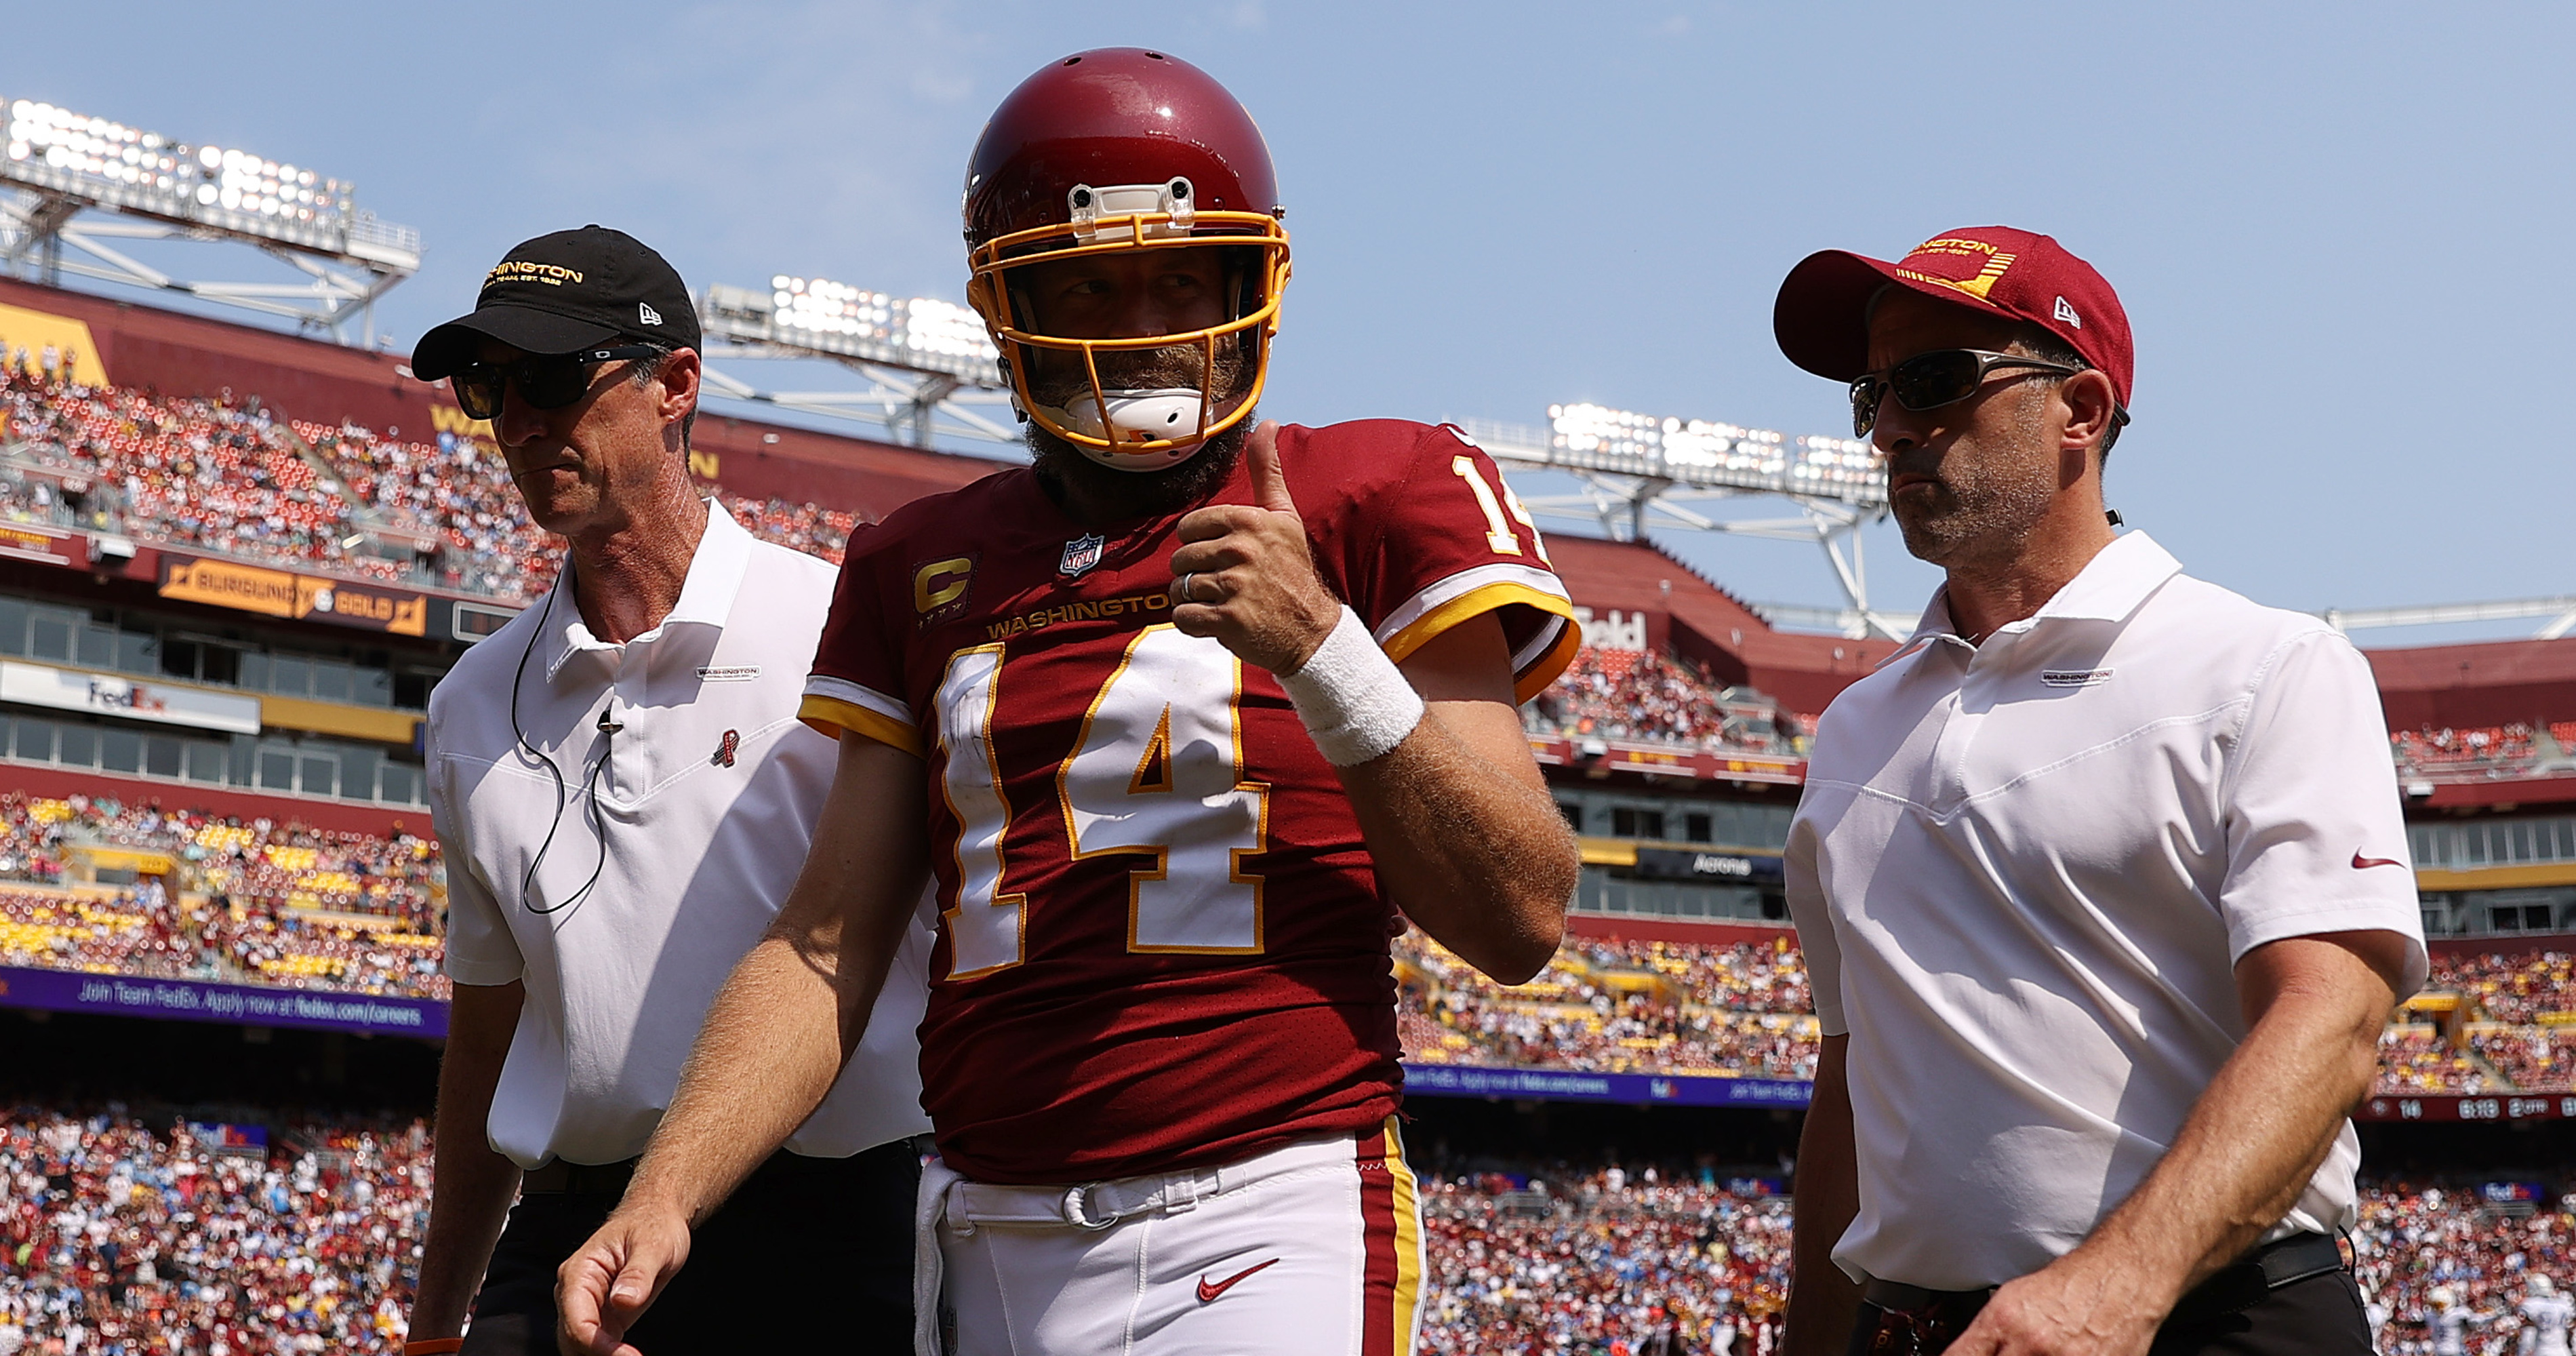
[2322,596,2576,641]
[1453,418,1909,640]
[1,99,419,346]
[694,283,1022,450]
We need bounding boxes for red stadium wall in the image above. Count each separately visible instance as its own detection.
[1563,914,1792,946]
[2370,639,2576,730]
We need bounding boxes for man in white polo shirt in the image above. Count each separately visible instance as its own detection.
[398,227,931,1355]
[1770,227,2424,1356]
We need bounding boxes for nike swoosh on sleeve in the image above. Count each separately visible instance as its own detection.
[2352,852,2407,871]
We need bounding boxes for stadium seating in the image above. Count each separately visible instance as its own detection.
[0,793,449,1001]
[291,418,557,599]
[2374,1024,2499,1096]
[1420,1166,1790,1354]
[2356,1181,2576,1349]
[2391,724,2542,778]
[0,1096,2541,1356]
[1397,932,1822,1081]
[0,1107,429,1354]
[0,370,397,585]
[2437,951,2576,1026]
[1524,646,1807,757]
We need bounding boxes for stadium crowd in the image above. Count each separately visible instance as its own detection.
[1398,932,1822,1081]
[2392,724,2548,778]
[0,1097,2552,1356]
[1419,1164,1791,1355]
[0,369,397,586]
[2356,1181,2576,1355]
[1523,647,1811,759]
[0,1106,429,1355]
[0,793,447,1001]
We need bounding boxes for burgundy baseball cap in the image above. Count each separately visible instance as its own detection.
[1773,226,2132,408]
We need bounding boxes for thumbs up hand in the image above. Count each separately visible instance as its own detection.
[1170,420,1344,674]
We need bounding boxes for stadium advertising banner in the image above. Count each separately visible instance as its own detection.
[0,965,446,1038]
[159,554,430,637]
[1526,734,1805,786]
[1630,848,1788,885]
[0,522,80,566]
[0,660,260,734]
[1403,1062,1812,1110]
[2358,1093,2576,1123]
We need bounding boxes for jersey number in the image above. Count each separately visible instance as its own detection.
[935,626,1270,979]
[1451,454,1551,564]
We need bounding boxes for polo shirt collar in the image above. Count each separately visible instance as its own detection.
[1883,531,2183,666]
[543,500,750,680]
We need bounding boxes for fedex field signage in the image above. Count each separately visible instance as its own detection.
[0,660,260,734]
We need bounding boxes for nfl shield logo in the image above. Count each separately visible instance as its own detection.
[1059,532,1106,578]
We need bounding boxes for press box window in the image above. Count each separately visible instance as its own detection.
[1611,807,1666,840]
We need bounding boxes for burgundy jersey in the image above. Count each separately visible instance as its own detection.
[802,419,1575,1184]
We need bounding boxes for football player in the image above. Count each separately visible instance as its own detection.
[558,47,1583,1356]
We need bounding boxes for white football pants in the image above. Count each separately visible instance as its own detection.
[913,1119,1425,1356]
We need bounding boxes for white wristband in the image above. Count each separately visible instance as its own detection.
[1278,605,1425,767]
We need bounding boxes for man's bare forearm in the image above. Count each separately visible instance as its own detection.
[1786,1035,1863,1356]
[616,734,930,1229]
[618,932,869,1227]
[408,980,525,1339]
[2060,935,2402,1306]
[1339,700,1576,982]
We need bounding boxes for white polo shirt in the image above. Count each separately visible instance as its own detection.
[1786,531,2426,1291]
[429,502,933,1168]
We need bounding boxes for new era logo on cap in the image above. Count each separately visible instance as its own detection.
[639,302,664,326]
[2053,296,2082,329]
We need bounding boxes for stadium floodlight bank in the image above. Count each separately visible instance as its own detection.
[700,277,1003,386]
[0,96,419,342]
[1532,403,1886,508]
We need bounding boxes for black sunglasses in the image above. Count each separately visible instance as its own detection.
[1847,348,2085,438]
[451,344,663,422]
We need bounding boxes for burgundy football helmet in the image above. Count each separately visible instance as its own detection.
[963,48,1291,471]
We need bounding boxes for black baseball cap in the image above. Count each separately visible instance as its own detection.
[411,226,701,380]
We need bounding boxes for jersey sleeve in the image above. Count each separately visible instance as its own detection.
[799,525,927,757]
[1328,424,1579,703]
[2217,629,2429,997]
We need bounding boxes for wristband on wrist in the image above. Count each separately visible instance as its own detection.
[404,1340,466,1355]
[1277,605,1424,767]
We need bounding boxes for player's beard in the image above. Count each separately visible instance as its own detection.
[1026,340,1253,523]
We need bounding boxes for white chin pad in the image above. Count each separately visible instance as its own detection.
[1037,388,1210,472]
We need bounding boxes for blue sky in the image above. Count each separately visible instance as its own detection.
[6,2,2569,635]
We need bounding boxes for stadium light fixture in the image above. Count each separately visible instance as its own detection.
[1544,401,1885,505]
[1,95,419,275]
[745,274,1003,367]
[700,275,1004,389]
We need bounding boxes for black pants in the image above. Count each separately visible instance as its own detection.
[460,1140,919,1355]
[1848,1269,2373,1356]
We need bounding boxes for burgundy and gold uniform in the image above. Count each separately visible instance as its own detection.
[801,419,1575,1184]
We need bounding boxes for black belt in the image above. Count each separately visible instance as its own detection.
[519,1155,641,1197]
[1863,1230,2347,1334]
